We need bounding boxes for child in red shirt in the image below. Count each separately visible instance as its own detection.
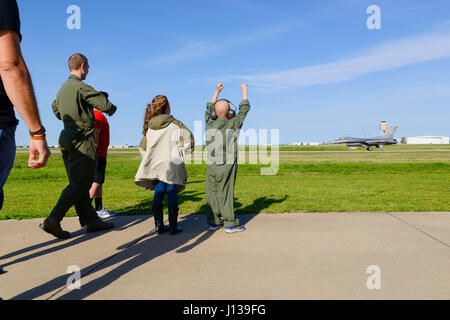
[89,108,116,218]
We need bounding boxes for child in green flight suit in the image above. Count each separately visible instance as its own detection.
[205,83,250,234]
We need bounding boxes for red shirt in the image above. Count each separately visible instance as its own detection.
[94,109,110,157]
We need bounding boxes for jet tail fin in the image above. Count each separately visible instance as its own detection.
[380,126,398,138]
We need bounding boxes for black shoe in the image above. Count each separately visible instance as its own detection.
[86,220,114,233]
[157,225,170,234]
[168,205,182,235]
[169,226,182,235]
[152,204,169,235]
[39,218,71,239]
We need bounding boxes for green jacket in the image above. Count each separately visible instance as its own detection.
[205,99,250,130]
[52,75,117,136]
[205,99,251,165]
[52,75,117,155]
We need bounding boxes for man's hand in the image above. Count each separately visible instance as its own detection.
[28,138,50,169]
[107,104,117,116]
[211,83,224,103]
[241,83,248,100]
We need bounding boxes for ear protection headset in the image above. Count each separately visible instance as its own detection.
[210,99,236,120]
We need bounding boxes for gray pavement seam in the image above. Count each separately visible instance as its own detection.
[387,213,450,249]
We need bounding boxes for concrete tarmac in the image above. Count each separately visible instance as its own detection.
[0,212,449,300]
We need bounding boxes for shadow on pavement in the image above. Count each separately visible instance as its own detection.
[8,195,288,299]
[11,215,214,300]
[2,190,205,266]
[118,190,204,216]
[0,216,150,270]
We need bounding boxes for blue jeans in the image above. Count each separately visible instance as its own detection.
[153,181,178,206]
[0,126,16,211]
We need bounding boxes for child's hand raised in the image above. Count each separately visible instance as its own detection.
[211,83,224,103]
[241,84,248,100]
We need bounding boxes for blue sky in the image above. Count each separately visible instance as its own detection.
[13,0,450,145]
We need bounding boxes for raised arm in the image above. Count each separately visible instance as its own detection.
[211,83,224,103]
[241,83,248,100]
[236,84,250,129]
[206,83,224,124]
[0,29,50,169]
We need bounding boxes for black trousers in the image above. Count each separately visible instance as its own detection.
[49,137,99,226]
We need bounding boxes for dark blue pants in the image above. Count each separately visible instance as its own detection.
[153,181,178,206]
[0,126,16,211]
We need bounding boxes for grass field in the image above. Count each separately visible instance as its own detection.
[1,145,449,220]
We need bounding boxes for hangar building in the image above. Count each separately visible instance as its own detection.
[401,136,449,144]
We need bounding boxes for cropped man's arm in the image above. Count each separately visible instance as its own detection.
[81,88,117,116]
[0,30,42,132]
[0,29,50,169]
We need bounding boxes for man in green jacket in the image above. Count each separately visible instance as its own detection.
[205,83,250,234]
[40,53,117,239]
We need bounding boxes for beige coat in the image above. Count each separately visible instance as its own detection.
[135,114,194,192]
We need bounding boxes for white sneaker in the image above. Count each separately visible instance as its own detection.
[208,224,224,231]
[97,208,117,219]
[225,225,246,234]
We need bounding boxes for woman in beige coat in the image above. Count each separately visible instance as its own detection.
[135,95,194,235]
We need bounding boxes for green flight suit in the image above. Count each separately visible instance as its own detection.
[205,100,250,228]
[49,75,117,225]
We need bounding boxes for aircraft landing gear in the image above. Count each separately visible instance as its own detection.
[366,147,373,151]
